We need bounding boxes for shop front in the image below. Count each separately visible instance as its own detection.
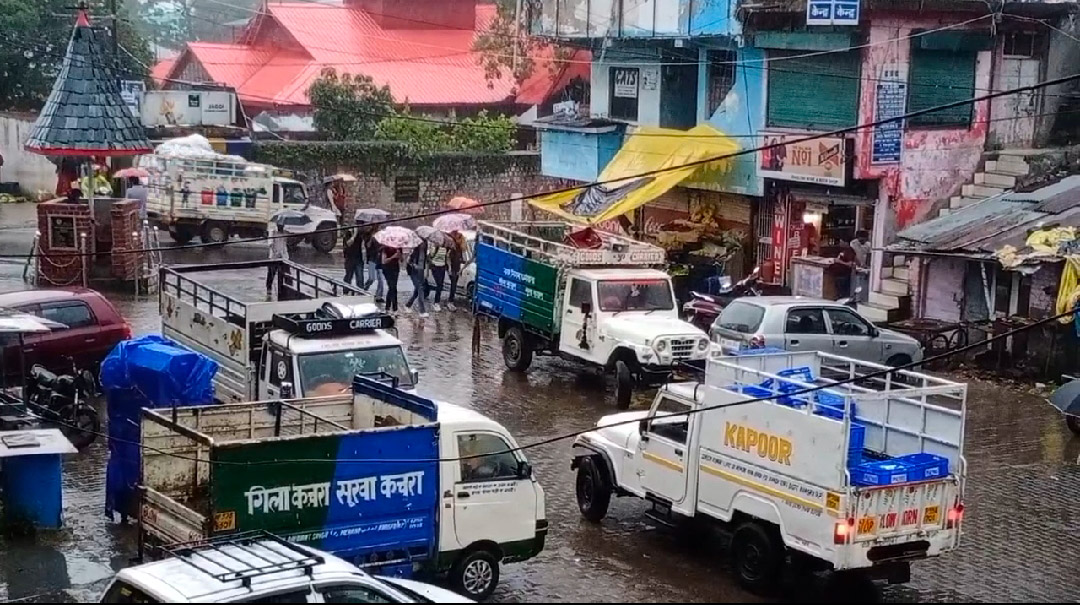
[753,133,876,300]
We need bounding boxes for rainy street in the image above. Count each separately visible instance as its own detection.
[0,202,1077,603]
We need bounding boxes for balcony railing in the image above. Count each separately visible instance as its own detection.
[529,0,738,39]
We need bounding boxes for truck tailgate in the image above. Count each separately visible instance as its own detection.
[852,479,957,542]
[141,487,207,544]
[209,423,441,563]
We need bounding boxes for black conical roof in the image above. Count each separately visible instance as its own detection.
[24,9,152,157]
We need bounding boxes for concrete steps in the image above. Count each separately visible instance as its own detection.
[881,277,910,296]
[984,159,1029,177]
[974,172,1017,188]
[962,183,1006,198]
[950,195,985,209]
[858,302,901,323]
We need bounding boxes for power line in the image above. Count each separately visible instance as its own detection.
[46,303,1080,466]
[9,69,1080,259]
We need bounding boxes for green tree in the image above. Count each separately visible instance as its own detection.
[0,0,153,110]
[308,68,396,140]
[472,0,575,87]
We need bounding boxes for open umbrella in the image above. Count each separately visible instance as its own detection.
[355,208,391,224]
[416,226,452,247]
[114,167,148,179]
[446,196,483,214]
[432,213,476,233]
[332,173,358,182]
[270,209,312,227]
[373,226,422,249]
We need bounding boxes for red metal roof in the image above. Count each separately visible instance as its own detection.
[515,49,592,106]
[150,56,177,85]
[156,2,577,109]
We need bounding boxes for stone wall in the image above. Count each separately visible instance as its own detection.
[0,112,56,196]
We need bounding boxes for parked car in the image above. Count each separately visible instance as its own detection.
[99,536,475,603]
[0,288,131,379]
[710,296,924,367]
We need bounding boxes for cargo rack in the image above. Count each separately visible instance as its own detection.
[160,531,324,588]
[272,310,395,337]
[477,220,666,267]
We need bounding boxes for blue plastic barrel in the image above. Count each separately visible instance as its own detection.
[2,454,63,529]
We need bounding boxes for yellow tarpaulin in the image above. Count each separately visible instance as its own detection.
[529,124,739,225]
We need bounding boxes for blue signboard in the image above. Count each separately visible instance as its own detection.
[807,0,859,26]
[872,69,907,165]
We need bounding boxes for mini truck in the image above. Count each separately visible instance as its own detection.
[138,375,548,601]
[160,261,417,403]
[474,221,709,409]
[571,350,966,591]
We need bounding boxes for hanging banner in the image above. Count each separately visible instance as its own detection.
[758,133,847,187]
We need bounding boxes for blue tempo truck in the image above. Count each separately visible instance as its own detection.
[137,375,547,601]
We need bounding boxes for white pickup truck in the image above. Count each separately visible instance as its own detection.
[571,349,966,591]
[160,261,417,403]
[139,138,340,251]
[474,221,709,409]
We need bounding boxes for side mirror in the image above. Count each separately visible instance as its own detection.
[639,418,649,435]
[580,301,592,315]
[517,460,533,479]
[869,326,879,338]
[410,369,420,385]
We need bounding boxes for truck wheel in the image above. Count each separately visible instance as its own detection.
[614,360,633,410]
[451,549,500,601]
[730,521,784,593]
[1067,415,1080,436]
[311,223,338,253]
[576,456,611,522]
[503,327,533,372]
[201,221,228,245]
[466,281,475,301]
[170,226,195,245]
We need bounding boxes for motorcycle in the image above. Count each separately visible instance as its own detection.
[24,358,100,450]
[683,267,764,332]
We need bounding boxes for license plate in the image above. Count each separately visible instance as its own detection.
[720,339,742,352]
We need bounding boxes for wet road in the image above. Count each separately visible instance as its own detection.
[0,203,1077,603]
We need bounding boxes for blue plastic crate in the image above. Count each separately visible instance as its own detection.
[847,423,866,467]
[850,459,912,486]
[895,453,950,481]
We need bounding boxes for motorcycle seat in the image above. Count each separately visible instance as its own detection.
[29,365,58,389]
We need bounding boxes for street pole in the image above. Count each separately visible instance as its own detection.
[107,0,118,58]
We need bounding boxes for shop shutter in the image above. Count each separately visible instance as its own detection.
[907,48,977,127]
[766,50,861,130]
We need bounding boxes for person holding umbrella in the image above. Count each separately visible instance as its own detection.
[447,231,465,311]
[364,230,384,302]
[372,226,420,313]
[343,220,365,287]
[405,236,430,317]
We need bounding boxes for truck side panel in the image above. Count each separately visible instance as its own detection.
[474,242,560,335]
[142,154,278,225]
[209,425,440,563]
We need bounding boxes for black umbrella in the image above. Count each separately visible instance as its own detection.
[1049,379,1080,417]
[270,209,312,227]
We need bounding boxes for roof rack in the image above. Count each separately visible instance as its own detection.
[161,531,324,588]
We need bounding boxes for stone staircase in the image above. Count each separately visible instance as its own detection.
[939,151,1031,216]
[858,254,912,323]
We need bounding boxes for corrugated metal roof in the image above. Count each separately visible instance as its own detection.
[894,175,1080,255]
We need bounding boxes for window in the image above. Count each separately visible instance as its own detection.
[1003,32,1038,58]
[297,346,414,397]
[706,50,736,117]
[716,301,765,334]
[457,432,520,483]
[648,396,691,444]
[597,279,674,312]
[825,308,872,336]
[767,50,860,129]
[101,582,160,603]
[279,182,307,206]
[320,585,396,603]
[785,308,827,334]
[568,278,593,310]
[237,590,311,603]
[394,173,420,205]
[907,48,976,127]
[609,67,640,121]
[41,303,94,329]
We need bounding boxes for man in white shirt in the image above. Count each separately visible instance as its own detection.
[850,230,871,301]
[266,220,289,295]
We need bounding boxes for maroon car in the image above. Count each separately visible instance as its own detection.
[0,288,132,378]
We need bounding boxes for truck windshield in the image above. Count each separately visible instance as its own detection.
[597,279,674,312]
[297,347,413,397]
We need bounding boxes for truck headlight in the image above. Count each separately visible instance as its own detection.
[698,338,709,351]
[654,339,667,352]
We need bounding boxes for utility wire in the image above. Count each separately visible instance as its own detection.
[9,69,1080,259]
[45,304,1080,466]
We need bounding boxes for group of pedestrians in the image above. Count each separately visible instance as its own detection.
[342,226,465,318]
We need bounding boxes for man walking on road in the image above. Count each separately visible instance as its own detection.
[266,219,288,295]
[405,239,429,317]
[343,223,365,287]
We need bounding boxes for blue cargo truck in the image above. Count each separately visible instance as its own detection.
[138,375,547,601]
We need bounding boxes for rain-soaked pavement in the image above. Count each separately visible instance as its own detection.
[0,202,1077,603]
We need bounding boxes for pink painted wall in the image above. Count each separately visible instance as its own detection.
[854,16,993,242]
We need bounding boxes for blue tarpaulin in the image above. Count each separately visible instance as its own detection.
[101,335,217,521]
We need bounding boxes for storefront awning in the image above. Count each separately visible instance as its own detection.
[529,124,739,225]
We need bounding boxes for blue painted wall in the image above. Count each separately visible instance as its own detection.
[540,129,626,182]
[690,45,766,197]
